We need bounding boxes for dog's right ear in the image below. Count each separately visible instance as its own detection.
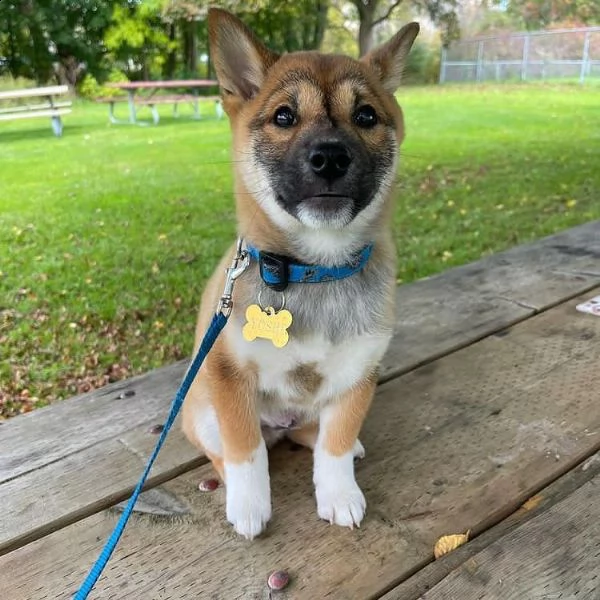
[208,9,279,101]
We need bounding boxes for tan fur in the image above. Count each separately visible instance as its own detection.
[182,8,419,536]
[323,374,377,456]
[288,421,319,450]
[183,338,261,465]
[287,363,323,398]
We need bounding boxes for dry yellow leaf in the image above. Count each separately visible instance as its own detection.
[434,531,470,559]
[521,494,543,511]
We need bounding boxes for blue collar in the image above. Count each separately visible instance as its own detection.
[244,242,374,292]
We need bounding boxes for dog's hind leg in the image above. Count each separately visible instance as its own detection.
[289,422,365,459]
[182,377,225,480]
[287,421,319,449]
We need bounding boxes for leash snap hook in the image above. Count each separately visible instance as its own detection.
[217,238,250,316]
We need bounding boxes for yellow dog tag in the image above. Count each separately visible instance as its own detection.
[242,304,292,348]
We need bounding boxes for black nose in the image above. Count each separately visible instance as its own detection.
[308,142,352,179]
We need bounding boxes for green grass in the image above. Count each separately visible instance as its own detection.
[1,86,599,417]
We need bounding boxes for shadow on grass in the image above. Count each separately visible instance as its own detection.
[0,113,223,145]
[125,113,224,128]
[0,124,90,144]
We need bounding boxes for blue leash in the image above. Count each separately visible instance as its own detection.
[74,311,227,599]
[73,235,374,597]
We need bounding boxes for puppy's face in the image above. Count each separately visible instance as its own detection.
[209,10,419,232]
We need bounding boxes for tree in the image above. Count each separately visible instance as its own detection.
[0,0,124,85]
[348,0,459,56]
[105,1,175,79]
[161,0,206,77]
[230,0,329,53]
[503,0,600,29]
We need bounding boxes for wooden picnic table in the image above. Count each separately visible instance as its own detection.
[0,85,72,136]
[102,79,220,125]
[1,221,600,599]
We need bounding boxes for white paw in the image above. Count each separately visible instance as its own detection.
[316,481,366,528]
[353,439,365,460]
[226,489,272,539]
[224,441,271,540]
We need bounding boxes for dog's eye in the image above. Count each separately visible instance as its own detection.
[353,105,378,128]
[274,106,296,128]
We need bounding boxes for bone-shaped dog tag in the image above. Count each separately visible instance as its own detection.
[242,304,292,348]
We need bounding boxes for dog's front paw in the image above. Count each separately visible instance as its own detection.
[226,489,272,539]
[224,441,271,539]
[316,481,366,528]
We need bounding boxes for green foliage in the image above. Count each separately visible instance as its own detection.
[0,1,124,84]
[236,0,329,53]
[322,3,359,56]
[78,74,103,99]
[403,40,442,84]
[1,86,599,414]
[503,0,600,29]
[105,2,176,79]
[0,75,39,93]
[77,69,128,99]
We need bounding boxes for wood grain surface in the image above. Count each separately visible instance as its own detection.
[2,288,599,599]
[2,223,599,558]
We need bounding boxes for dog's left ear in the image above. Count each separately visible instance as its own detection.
[208,8,279,100]
[362,22,420,94]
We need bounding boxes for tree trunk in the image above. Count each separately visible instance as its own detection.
[164,23,177,79]
[29,20,52,83]
[355,0,378,57]
[311,0,328,50]
[182,20,198,76]
[55,55,82,87]
[358,11,375,57]
[6,13,20,78]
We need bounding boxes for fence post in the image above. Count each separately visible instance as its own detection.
[580,30,591,84]
[439,46,447,83]
[476,40,484,82]
[521,34,530,81]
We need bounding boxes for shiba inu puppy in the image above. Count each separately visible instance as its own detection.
[182,8,419,539]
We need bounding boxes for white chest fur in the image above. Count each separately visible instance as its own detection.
[227,321,391,409]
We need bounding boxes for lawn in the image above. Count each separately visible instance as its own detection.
[1,85,599,418]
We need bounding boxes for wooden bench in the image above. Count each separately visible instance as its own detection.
[1,221,599,599]
[0,85,72,136]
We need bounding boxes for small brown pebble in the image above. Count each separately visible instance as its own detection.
[267,570,289,591]
[148,424,164,434]
[198,478,219,492]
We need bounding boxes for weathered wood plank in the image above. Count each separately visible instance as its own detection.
[0,222,598,486]
[2,289,600,599]
[0,419,204,554]
[382,219,600,381]
[2,221,599,489]
[382,451,600,600]
[418,469,600,600]
[3,273,600,558]
[0,362,187,484]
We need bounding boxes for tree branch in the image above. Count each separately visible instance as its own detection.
[373,0,404,26]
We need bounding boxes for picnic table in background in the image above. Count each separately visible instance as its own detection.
[98,79,222,125]
[0,85,72,137]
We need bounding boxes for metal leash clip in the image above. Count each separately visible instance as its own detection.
[217,238,250,317]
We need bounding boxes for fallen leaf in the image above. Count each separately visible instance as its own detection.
[521,494,543,511]
[434,531,470,559]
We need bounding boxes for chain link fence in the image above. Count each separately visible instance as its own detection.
[440,27,600,84]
